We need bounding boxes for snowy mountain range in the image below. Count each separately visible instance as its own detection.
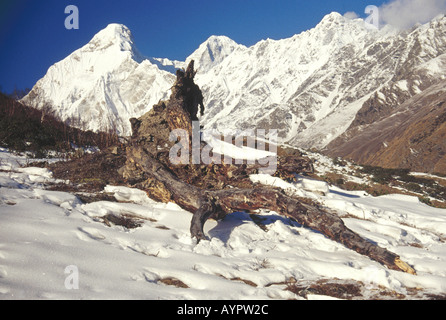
[22,24,176,135]
[22,13,446,152]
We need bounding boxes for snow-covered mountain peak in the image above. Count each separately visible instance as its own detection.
[21,22,175,136]
[318,11,345,25]
[187,35,245,73]
[315,11,367,31]
[282,11,374,57]
[317,11,388,37]
[87,24,133,50]
[93,23,132,40]
[315,11,377,37]
[83,23,144,61]
[205,34,236,44]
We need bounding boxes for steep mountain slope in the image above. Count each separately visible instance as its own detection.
[21,24,175,136]
[195,13,446,149]
[196,13,380,144]
[325,79,446,174]
[324,17,446,174]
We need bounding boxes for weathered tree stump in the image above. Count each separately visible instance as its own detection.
[120,61,416,275]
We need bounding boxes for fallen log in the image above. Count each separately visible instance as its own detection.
[126,145,415,274]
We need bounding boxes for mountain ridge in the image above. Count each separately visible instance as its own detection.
[21,13,446,173]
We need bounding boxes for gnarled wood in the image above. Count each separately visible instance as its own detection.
[126,145,416,274]
[121,60,416,275]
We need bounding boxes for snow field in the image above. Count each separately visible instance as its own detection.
[1,148,446,299]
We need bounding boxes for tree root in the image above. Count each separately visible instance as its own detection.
[127,146,416,274]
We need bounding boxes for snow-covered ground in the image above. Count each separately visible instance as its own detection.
[1,147,446,300]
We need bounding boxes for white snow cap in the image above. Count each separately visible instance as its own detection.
[90,23,133,45]
[84,23,145,60]
[187,35,245,73]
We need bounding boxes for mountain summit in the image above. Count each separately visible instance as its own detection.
[187,35,245,73]
[22,23,175,135]
[87,23,133,49]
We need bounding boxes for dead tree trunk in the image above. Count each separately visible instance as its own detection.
[121,60,416,275]
[126,146,415,274]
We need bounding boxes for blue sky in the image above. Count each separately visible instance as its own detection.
[0,0,389,94]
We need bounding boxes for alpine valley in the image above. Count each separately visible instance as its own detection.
[21,12,446,173]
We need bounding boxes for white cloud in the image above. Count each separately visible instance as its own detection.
[343,11,360,20]
[379,0,446,29]
[343,0,446,29]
